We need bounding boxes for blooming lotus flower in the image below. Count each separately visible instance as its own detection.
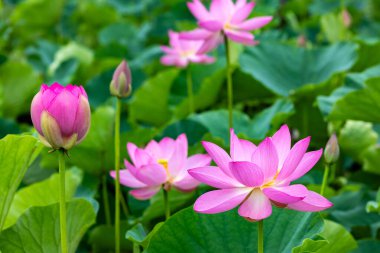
[180,0,272,49]
[110,60,132,98]
[111,134,211,200]
[31,83,91,150]
[160,31,215,68]
[189,125,333,221]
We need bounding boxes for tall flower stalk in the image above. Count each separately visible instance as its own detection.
[30,83,91,253]
[224,35,233,128]
[258,220,264,253]
[58,150,68,253]
[186,65,195,114]
[321,134,339,196]
[109,60,132,253]
[163,188,171,220]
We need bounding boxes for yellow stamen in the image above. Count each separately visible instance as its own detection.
[157,159,169,171]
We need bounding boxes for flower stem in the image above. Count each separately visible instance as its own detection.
[133,243,140,253]
[258,220,264,253]
[119,189,130,218]
[186,66,195,114]
[59,150,68,253]
[163,188,170,220]
[320,163,330,196]
[224,34,233,129]
[114,98,122,253]
[102,174,111,225]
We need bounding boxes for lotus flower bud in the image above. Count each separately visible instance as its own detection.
[110,60,132,98]
[324,134,340,164]
[30,83,91,150]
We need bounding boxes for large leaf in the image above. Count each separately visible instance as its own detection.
[129,69,180,126]
[0,61,41,117]
[0,135,41,231]
[3,169,82,229]
[239,42,357,96]
[329,77,380,122]
[190,99,294,144]
[352,240,380,253]
[145,206,323,253]
[0,199,97,253]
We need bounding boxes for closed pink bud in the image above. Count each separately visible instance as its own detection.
[30,83,91,150]
[110,60,132,98]
[324,134,340,164]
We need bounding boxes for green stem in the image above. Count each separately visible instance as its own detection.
[320,164,330,196]
[186,66,195,114]
[102,174,111,225]
[163,188,170,220]
[114,98,122,253]
[59,150,68,253]
[119,189,130,218]
[258,220,264,253]
[133,243,140,253]
[224,35,233,129]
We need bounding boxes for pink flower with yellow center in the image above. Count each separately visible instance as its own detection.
[160,30,215,68]
[180,0,272,52]
[189,125,333,221]
[111,134,211,200]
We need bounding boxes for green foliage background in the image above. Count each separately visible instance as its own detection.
[0,0,380,252]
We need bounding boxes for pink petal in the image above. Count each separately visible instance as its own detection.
[210,0,232,21]
[135,164,167,186]
[230,129,254,161]
[172,174,200,191]
[168,135,188,177]
[263,184,308,204]
[160,55,181,67]
[231,2,255,24]
[127,143,138,164]
[110,169,146,188]
[160,45,176,55]
[287,191,333,212]
[238,16,273,31]
[189,54,215,64]
[168,30,181,50]
[30,91,44,135]
[179,29,212,40]
[224,30,257,45]
[251,138,278,181]
[186,154,212,169]
[194,188,251,214]
[235,0,248,9]
[229,161,264,187]
[133,148,154,168]
[187,0,210,21]
[202,141,233,177]
[288,149,323,182]
[144,140,161,160]
[130,186,161,200]
[271,125,291,168]
[188,166,243,188]
[238,189,272,221]
[199,20,224,32]
[46,89,78,136]
[73,95,90,142]
[124,159,138,176]
[159,137,176,159]
[276,137,310,182]
[197,33,222,54]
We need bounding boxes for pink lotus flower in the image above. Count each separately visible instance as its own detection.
[160,31,215,68]
[189,125,333,221]
[180,0,272,49]
[111,134,211,200]
[31,83,91,150]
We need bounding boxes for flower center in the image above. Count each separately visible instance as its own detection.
[260,171,280,189]
[157,159,168,171]
[180,49,195,58]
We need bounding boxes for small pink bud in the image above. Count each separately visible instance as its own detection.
[110,60,132,98]
[342,9,352,28]
[324,134,339,164]
[30,83,91,150]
